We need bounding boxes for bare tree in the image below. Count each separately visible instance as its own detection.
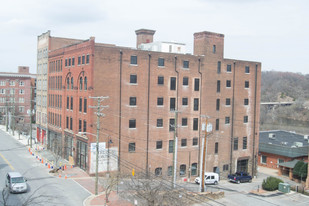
[99,173,121,205]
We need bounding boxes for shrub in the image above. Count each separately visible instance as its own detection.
[293,161,305,177]
[299,163,308,180]
[262,176,283,191]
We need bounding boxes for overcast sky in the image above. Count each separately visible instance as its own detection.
[1,0,308,74]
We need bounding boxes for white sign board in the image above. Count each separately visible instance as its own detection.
[207,123,213,132]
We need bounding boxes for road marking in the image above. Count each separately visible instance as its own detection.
[0,152,15,170]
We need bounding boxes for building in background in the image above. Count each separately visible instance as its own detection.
[44,29,261,179]
[0,66,36,134]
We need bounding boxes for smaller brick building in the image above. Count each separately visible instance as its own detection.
[0,66,36,134]
[258,131,309,171]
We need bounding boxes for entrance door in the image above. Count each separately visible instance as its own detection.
[237,159,248,173]
[76,140,88,170]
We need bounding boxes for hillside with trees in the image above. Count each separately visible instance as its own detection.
[260,71,309,134]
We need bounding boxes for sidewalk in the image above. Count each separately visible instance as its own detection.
[0,126,132,206]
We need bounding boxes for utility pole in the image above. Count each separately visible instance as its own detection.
[29,86,33,148]
[172,110,179,189]
[107,136,112,176]
[89,96,109,196]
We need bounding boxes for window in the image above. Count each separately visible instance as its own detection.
[244,98,249,105]
[84,77,87,90]
[234,137,238,150]
[223,164,229,171]
[155,168,162,176]
[0,81,6,86]
[19,81,24,86]
[67,96,69,109]
[244,116,248,123]
[215,119,219,130]
[182,118,188,126]
[180,164,186,176]
[66,116,69,129]
[193,118,198,131]
[70,117,73,130]
[78,56,81,65]
[82,120,86,132]
[158,76,164,85]
[225,117,230,124]
[79,77,83,90]
[79,119,82,132]
[261,155,267,164]
[245,81,249,88]
[226,80,231,88]
[168,166,172,176]
[213,45,216,53]
[191,163,197,176]
[181,139,187,147]
[183,77,189,86]
[226,98,231,106]
[72,57,75,66]
[169,140,174,153]
[227,64,232,72]
[79,98,82,112]
[156,141,162,149]
[70,97,73,110]
[243,137,247,149]
[71,77,74,89]
[245,66,250,74]
[215,142,218,154]
[19,106,24,113]
[183,60,189,68]
[9,81,15,86]
[129,97,136,106]
[130,74,137,84]
[157,97,163,106]
[217,61,221,74]
[86,54,90,64]
[129,143,136,152]
[67,77,70,89]
[169,119,175,131]
[68,58,71,66]
[84,98,87,113]
[193,137,198,146]
[194,78,199,91]
[19,89,24,94]
[65,59,68,67]
[182,97,188,106]
[170,77,176,90]
[217,80,220,92]
[170,98,176,111]
[129,119,136,128]
[157,119,163,127]
[0,89,5,94]
[82,55,85,64]
[158,58,164,67]
[130,56,137,65]
[216,99,220,111]
[19,98,24,103]
[194,98,199,111]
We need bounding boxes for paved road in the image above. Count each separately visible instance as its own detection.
[0,129,90,206]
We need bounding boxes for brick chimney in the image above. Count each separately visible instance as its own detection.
[135,29,156,48]
[18,66,30,74]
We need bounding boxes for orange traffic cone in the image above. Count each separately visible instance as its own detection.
[41,158,44,164]
[64,165,67,170]
[65,175,67,179]
[48,163,50,169]
[59,173,61,178]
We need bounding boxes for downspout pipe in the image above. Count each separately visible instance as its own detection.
[118,50,123,174]
[198,58,202,173]
[230,61,236,174]
[146,53,151,177]
[252,64,258,177]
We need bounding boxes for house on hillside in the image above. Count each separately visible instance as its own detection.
[258,131,309,179]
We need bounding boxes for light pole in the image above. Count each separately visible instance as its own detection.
[27,109,35,148]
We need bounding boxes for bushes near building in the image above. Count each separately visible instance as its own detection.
[262,176,283,191]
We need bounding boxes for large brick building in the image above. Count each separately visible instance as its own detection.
[45,29,261,179]
[0,66,36,133]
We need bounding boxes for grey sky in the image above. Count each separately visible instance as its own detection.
[0,0,308,74]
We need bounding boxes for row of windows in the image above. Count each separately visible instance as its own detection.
[0,89,25,95]
[65,54,90,67]
[0,97,24,103]
[48,76,62,90]
[130,56,190,69]
[48,112,61,128]
[216,98,249,110]
[66,96,87,113]
[216,80,250,92]
[217,62,251,74]
[66,77,88,91]
[233,137,248,150]
[130,75,200,91]
[0,80,25,87]
[48,94,62,109]
[215,116,248,130]
[49,60,62,73]
[65,116,87,132]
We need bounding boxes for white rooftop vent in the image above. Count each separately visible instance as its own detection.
[269,133,276,139]
[281,142,288,146]
[304,135,309,140]
[292,142,303,147]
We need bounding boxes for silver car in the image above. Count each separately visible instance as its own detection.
[5,172,28,193]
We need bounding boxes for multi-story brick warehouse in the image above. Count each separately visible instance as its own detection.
[0,66,36,133]
[45,29,261,179]
[36,31,84,144]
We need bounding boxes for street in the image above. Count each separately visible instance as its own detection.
[0,129,89,206]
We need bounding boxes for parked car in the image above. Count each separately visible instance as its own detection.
[228,172,252,184]
[195,172,219,185]
[5,172,28,193]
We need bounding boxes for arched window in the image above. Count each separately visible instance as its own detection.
[67,77,70,89]
[191,163,197,176]
[180,164,186,176]
[84,77,87,91]
[79,77,83,90]
[155,168,162,176]
[71,77,74,90]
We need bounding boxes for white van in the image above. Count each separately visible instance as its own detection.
[195,172,219,185]
[5,172,28,193]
